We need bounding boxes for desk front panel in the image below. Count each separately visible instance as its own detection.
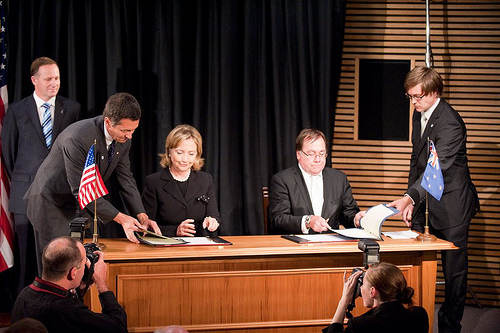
[90,236,453,332]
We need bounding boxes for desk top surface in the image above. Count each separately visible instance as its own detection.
[92,234,456,261]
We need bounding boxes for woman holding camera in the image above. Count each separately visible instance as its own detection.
[323,262,429,333]
[142,124,221,237]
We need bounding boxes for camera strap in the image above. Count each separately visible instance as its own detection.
[32,278,78,299]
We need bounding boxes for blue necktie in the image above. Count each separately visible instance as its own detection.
[41,103,52,148]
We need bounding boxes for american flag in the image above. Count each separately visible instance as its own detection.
[0,2,13,273]
[78,144,108,209]
[421,140,444,201]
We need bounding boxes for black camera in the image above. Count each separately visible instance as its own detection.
[358,239,380,269]
[82,243,101,284]
[351,268,365,302]
[346,267,365,318]
[69,217,87,242]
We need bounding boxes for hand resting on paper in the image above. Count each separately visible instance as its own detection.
[353,211,366,228]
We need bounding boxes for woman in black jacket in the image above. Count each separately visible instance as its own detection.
[324,262,429,333]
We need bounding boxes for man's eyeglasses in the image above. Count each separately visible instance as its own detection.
[300,150,327,159]
[405,93,426,101]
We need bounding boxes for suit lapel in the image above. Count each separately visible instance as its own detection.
[26,97,47,145]
[52,98,65,137]
[416,99,443,157]
[93,117,113,180]
[185,172,202,202]
[321,170,330,217]
[160,169,186,206]
[292,166,314,214]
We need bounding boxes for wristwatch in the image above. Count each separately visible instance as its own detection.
[305,215,311,229]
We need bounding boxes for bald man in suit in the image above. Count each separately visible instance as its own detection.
[25,92,160,273]
[2,57,81,294]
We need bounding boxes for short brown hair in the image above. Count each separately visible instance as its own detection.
[42,237,83,282]
[102,92,142,125]
[295,128,327,152]
[30,57,58,77]
[159,124,204,171]
[365,262,415,306]
[404,66,443,97]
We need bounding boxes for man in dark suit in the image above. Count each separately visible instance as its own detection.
[25,92,160,273]
[1,57,81,294]
[270,128,363,234]
[389,66,479,333]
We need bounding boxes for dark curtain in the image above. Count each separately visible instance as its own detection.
[5,0,346,235]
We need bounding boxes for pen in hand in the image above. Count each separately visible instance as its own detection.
[324,218,334,232]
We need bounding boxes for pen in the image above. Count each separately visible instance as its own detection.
[324,218,334,232]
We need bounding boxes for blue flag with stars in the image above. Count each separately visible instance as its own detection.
[421,140,444,201]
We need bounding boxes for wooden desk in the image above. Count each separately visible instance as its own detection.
[87,235,455,332]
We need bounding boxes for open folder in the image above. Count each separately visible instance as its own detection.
[135,228,232,247]
[333,203,399,240]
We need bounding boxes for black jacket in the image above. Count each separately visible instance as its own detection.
[11,277,127,333]
[323,301,429,333]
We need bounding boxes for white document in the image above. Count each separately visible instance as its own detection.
[177,237,220,245]
[382,230,419,239]
[334,204,399,240]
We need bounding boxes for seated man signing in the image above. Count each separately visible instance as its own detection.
[10,237,127,333]
[270,128,364,234]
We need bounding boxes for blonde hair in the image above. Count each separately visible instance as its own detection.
[404,66,443,97]
[159,124,204,171]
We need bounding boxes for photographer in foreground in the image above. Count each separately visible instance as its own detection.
[324,262,428,333]
[10,237,127,333]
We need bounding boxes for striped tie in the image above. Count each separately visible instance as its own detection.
[41,103,52,148]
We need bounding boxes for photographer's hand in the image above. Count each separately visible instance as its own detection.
[331,270,364,324]
[92,251,110,294]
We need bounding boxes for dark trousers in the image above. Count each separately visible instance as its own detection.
[13,214,38,294]
[413,219,469,333]
[34,229,52,276]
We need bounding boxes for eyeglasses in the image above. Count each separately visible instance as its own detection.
[300,150,327,159]
[405,93,426,101]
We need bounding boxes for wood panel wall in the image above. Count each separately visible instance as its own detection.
[332,0,500,307]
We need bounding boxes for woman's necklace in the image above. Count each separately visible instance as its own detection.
[169,167,191,182]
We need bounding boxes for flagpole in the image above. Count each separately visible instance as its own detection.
[91,139,106,249]
[417,137,437,242]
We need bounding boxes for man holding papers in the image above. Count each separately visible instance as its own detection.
[270,128,364,234]
[389,67,479,333]
[25,93,160,273]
